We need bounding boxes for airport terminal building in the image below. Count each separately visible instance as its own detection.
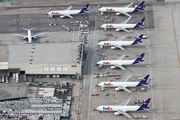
[7,42,84,77]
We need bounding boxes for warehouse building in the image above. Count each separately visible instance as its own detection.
[8,42,84,77]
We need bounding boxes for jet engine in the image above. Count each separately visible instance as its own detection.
[32,37,37,40]
[115,29,120,32]
[111,66,116,69]
[116,13,120,16]
[23,37,27,40]
[60,16,65,18]
[114,112,120,116]
[115,88,120,91]
[111,47,116,50]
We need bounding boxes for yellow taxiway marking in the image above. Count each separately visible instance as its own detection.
[171,0,180,67]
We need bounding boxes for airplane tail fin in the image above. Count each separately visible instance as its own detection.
[79,4,89,14]
[137,98,151,111]
[23,28,35,31]
[132,53,145,64]
[133,1,145,12]
[136,74,149,86]
[131,34,143,45]
[134,17,145,28]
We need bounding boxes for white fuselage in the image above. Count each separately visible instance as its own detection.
[99,7,135,13]
[99,82,139,88]
[97,60,134,66]
[97,105,139,112]
[49,10,81,16]
[98,41,133,47]
[27,30,32,43]
[101,24,136,29]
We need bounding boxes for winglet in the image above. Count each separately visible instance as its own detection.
[79,4,89,14]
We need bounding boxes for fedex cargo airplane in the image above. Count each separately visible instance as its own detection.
[97,53,145,70]
[47,4,89,18]
[98,1,145,17]
[98,74,149,93]
[101,17,145,32]
[98,34,143,50]
[14,28,44,44]
[96,98,151,118]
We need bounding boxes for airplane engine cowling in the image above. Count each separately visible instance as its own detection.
[115,88,120,91]
[111,47,116,50]
[111,66,116,69]
[116,13,120,16]
[60,16,65,18]
[32,37,37,40]
[114,112,120,116]
[23,37,27,40]
[115,29,120,32]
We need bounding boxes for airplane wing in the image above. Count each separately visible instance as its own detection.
[116,110,132,118]
[65,6,72,11]
[114,44,125,50]
[114,64,126,70]
[118,11,132,17]
[117,86,131,93]
[63,13,74,18]
[14,34,28,38]
[117,27,132,32]
[120,17,131,24]
[123,2,133,8]
[120,75,131,82]
[31,33,45,38]
[120,98,131,106]
[116,54,125,60]
[116,36,125,41]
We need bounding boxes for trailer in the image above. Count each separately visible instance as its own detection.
[16,73,19,83]
[39,88,55,92]
[13,73,16,80]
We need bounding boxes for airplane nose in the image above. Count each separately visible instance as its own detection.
[98,8,101,11]
[96,107,99,110]
[101,25,104,28]
[97,62,100,64]
[98,83,101,86]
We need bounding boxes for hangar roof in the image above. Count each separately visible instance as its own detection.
[9,42,82,65]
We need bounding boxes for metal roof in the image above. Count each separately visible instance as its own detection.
[9,42,82,65]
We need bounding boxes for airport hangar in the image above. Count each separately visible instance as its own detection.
[0,42,85,78]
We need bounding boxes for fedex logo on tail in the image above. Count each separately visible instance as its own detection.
[103,107,112,110]
[104,42,111,45]
[103,62,111,64]
[106,25,114,27]
[106,8,115,11]
[104,83,113,86]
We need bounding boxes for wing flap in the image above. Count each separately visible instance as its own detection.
[116,36,125,41]
[116,110,132,118]
[118,11,132,17]
[65,6,72,11]
[31,33,45,38]
[14,34,28,38]
[117,86,131,93]
[114,45,125,50]
[117,27,132,32]
[116,54,125,60]
[63,14,73,18]
[120,98,131,106]
[123,2,133,8]
[120,17,131,24]
[114,64,126,70]
[120,75,131,82]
